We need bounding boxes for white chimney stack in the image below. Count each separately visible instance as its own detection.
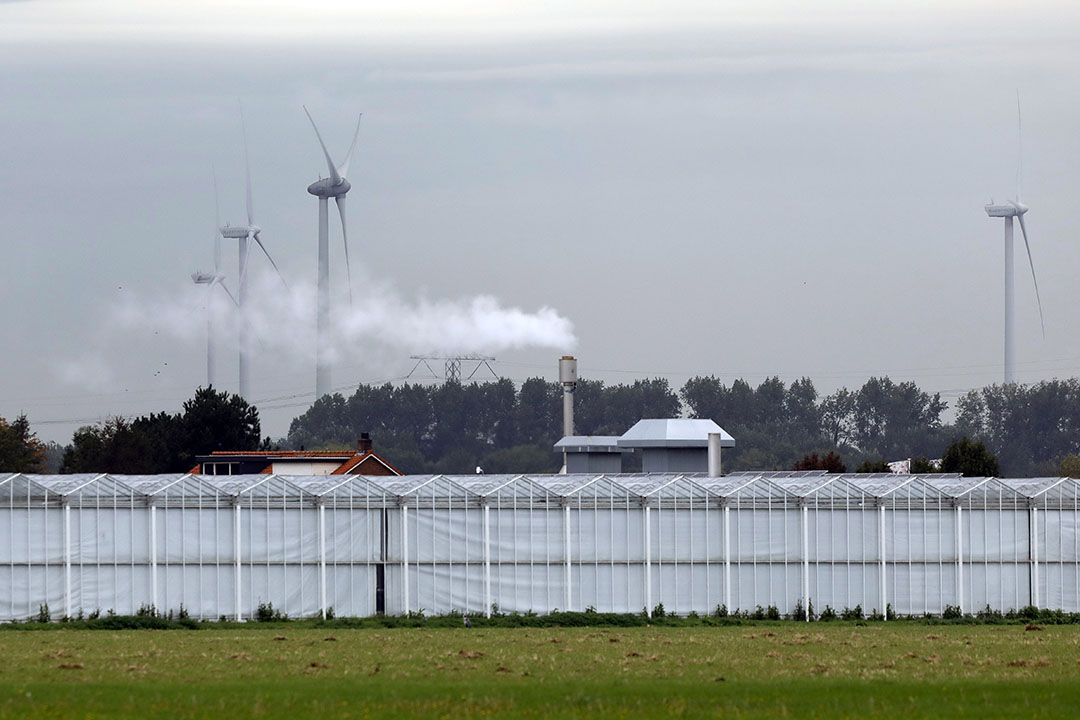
[707,432,723,477]
[559,355,577,438]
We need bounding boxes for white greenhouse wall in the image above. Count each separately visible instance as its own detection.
[0,472,1079,620]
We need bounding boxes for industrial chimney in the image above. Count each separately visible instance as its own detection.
[558,356,578,473]
[559,356,577,437]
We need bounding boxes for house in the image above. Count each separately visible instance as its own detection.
[191,433,402,476]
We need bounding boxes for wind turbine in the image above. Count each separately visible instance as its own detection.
[219,107,288,400]
[984,92,1045,385]
[303,106,361,399]
[191,167,237,389]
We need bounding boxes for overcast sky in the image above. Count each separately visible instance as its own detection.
[2,0,1079,444]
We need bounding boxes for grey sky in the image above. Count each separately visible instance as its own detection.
[2,1,1079,444]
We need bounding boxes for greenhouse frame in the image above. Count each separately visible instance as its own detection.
[0,471,1077,621]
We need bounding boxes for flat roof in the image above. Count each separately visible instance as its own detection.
[553,436,625,453]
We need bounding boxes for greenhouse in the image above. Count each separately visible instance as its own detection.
[0,471,1077,621]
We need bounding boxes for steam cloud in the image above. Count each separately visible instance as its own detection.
[113,274,577,367]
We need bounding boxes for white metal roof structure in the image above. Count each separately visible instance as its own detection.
[617,419,735,448]
[0,471,1077,622]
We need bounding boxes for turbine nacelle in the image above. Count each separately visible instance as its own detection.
[307,177,352,198]
[191,271,224,285]
[220,224,251,239]
[984,200,1027,218]
[220,223,264,238]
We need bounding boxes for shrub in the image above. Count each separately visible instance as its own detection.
[942,605,963,619]
[255,602,287,622]
[35,604,50,624]
[792,600,807,622]
[819,605,837,621]
[841,605,863,621]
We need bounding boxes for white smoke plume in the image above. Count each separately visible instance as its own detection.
[113,273,577,367]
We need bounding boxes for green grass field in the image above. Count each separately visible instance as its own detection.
[0,623,1077,718]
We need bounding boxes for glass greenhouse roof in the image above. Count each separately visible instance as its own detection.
[0,472,1075,505]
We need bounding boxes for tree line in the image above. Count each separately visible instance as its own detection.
[5,376,1080,477]
[287,375,1080,477]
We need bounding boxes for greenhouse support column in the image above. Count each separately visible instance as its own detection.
[63,501,71,620]
[564,503,572,612]
[801,504,810,622]
[318,502,327,620]
[150,504,158,613]
[723,504,731,612]
[956,504,964,614]
[234,503,242,622]
[879,503,887,621]
[401,504,409,615]
[483,504,491,619]
[645,504,652,617]
[1032,505,1040,608]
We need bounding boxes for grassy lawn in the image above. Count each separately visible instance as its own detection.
[0,624,1077,718]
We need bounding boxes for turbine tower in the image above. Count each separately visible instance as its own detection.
[191,168,237,388]
[984,93,1045,384]
[304,106,361,399]
[220,107,287,400]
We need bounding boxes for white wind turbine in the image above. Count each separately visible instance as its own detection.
[219,107,288,400]
[191,167,237,389]
[303,106,361,399]
[984,93,1045,385]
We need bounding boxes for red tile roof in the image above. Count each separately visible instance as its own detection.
[194,448,403,476]
[330,451,402,476]
[206,451,355,459]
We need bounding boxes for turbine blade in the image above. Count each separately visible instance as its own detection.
[252,231,289,288]
[215,278,239,307]
[338,113,362,179]
[303,106,342,186]
[335,195,353,306]
[1016,89,1023,202]
[1017,212,1045,338]
[240,102,254,226]
[212,164,221,272]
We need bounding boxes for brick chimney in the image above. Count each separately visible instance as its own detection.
[358,433,373,454]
